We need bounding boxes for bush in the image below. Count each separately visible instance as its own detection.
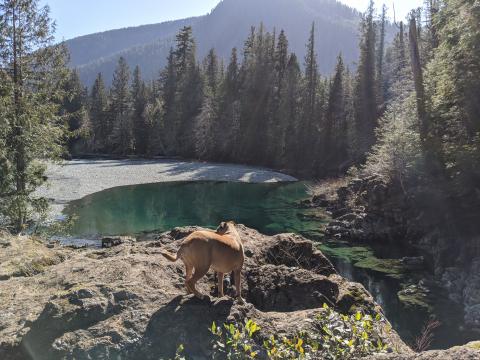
[208,304,390,360]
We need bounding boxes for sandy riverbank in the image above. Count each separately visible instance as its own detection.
[36,159,297,216]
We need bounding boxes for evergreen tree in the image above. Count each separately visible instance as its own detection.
[0,0,70,232]
[109,57,133,154]
[266,29,289,166]
[217,47,240,161]
[376,4,387,110]
[297,22,319,173]
[63,70,90,154]
[353,0,378,159]
[195,49,220,159]
[131,66,148,155]
[174,26,203,157]
[426,0,480,196]
[89,73,110,152]
[281,53,302,169]
[159,48,178,154]
[323,54,348,175]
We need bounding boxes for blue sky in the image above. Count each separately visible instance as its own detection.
[40,0,424,41]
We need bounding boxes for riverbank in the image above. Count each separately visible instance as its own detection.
[0,226,410,359]
[36,159,297,216]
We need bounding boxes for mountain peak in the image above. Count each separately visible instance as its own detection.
[67,0,364,85]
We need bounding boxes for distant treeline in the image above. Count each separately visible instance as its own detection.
[64,3,390,178]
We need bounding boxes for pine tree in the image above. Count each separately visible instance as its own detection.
[217,47,240,161]
[266,29,289,166]
[173,26,203,157]
[376,4,387,110]
[159,48,178,154]
[281,53,302,169]
[109,57,133,154]
[131,66,148,155]
[0,0,70,232]
[63,70,90,154]
[353,0,378,159]
[323,54,348,175]
[195,48,220,159]
[297,22,319,173]
[426,0,480,193]
[89,73,110,152]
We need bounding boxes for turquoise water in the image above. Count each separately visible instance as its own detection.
[64,181,475,349]
[65,181,327,237]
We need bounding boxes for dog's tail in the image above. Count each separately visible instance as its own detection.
[161,251,179,262]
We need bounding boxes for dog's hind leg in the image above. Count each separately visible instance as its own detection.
[233,269,244,304]
[217,272,224,297]
[185,264,193,294]
[187,266,209,300]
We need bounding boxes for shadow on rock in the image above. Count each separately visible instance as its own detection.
[132,295,236,359]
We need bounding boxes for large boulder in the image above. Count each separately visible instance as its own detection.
[0,226,410,359]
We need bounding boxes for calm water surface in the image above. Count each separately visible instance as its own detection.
[64,181,475,349]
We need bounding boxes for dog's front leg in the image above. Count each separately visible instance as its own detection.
[217,272,224,297]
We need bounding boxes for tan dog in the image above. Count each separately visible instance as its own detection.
[161,221,245,303]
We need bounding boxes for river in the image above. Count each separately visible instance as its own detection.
[63,180,476,349]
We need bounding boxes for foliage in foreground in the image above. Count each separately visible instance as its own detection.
[208,304,389,360]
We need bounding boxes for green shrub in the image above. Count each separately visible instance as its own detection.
[208,304,389,360]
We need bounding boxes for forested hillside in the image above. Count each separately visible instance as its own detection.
[66,0,376,85]
[64,0,480,237]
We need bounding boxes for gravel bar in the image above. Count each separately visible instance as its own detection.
[36,159,297,215]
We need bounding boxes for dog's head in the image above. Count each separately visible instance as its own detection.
[216,221,236,234]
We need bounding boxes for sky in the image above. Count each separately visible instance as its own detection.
[39,0,424,41]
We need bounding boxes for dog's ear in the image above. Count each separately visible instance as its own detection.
[229,220,236,225]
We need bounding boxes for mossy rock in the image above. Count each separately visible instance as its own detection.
[319,244,406,278]
[397,285,433,313]
[0,235,68,279]
[467,341,480,350]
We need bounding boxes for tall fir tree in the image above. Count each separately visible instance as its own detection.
[159,48,178,154]
[376,4,387,111]
[195,48,220,159]
[0,0,70,232]
[109,57,133,155]
[297,22,319,173]
[173,26,203,157]
[323,54,348,175]
[131,66,149,155]
[353,0,378,159]
[281,53,302,169]
[217,47,240,161]
[63,70,90,154]
[89,73,110,152]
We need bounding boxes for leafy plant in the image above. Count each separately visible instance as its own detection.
[210,319,261,359]
[314,303,389,359]
[208,304,390,360]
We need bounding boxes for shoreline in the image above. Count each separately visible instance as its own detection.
[36,158,298,216]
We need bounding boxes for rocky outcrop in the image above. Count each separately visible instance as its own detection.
[318,175,480,334]
[0,226,410,359]
[369,341,480,359]
[322,176,419,243]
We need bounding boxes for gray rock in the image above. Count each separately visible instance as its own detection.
[0,225,410,360]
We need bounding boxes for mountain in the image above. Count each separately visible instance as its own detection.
[66,0,370,86]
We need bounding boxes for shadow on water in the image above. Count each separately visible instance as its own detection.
[64,181,475,349]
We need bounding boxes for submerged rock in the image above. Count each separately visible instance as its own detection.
[0,225,413,359]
